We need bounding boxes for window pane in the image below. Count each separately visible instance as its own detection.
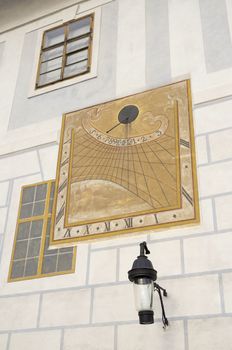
[27,238,41,258]
[14,240,28,260]
[40,57,63,74]
[11,260,25,279]
[50,182,55,198]
[64,60,88,78]
[33,201,45,216]
[17,222,31,240]
[25,258,38,277]
[20,203,33,219]
[42,46,63,61]
[22,187,35,204]
[59,246,73,253]
[44,26,65,48]
[38,69,61,86]
[48,199,54,214]
[57,253,73,272]
[30,220,43,238]
[66,49,88,65]
[42,255,57,274]
[66,37,90,53]
[68,17,91,39]
[35,184,47,201]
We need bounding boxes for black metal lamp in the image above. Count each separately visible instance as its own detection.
[128,241,169,327]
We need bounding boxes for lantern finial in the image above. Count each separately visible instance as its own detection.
[139,242,150,256]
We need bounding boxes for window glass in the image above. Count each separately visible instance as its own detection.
[42,46,64,62]
[64,60,88,78]
[66,49,88,65]
[38,69,61,87]
[40,56,63,74]
[44,27,65,48]
[68,16,91,39]
[66,37,90,53]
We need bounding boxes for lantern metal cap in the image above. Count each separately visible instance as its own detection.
[128,242,157,282]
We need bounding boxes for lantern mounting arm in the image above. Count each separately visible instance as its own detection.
[154,282,169,329]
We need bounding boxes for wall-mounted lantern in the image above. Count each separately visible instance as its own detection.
[128,241,169,328]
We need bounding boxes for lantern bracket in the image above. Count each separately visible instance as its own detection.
[154,282,169,329]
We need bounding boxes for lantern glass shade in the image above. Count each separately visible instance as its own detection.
[133,277,153,312]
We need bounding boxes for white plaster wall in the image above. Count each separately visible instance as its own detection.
[0,0,232,349]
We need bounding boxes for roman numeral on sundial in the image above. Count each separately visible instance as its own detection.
[104,221,111,231]
[58,179,68,193]
[182,187,193,206]
[124,218,133,228]
[154,214,159,224]
[63,229,71,238]
[56,203,65,224]
[61,157,69,167]
[180,139,190,148]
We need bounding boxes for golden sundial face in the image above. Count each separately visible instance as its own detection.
[51,80,199,246]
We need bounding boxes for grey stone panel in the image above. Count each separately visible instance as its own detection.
[8,1,118,130]
[200,0,232,73]
[145,0,171,88]
[0,41,5,64]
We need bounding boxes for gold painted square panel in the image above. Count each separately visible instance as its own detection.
[51,80,199,245]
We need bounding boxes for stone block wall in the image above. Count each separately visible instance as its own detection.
[0,98,232,349]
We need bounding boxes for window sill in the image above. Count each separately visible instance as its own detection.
[28,69,98,98]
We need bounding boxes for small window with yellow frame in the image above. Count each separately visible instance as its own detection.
[8,180,76,282]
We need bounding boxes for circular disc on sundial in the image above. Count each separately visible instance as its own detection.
[118,105,139,124]
[51,80,199,246]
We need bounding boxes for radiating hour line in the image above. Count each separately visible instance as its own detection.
[69,127,179,209]
[139,143,170,206]
[134,143,160,207]
[155,138,176,158]
[146,142,176,182]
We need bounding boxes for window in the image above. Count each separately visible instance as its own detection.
[36,14,94,88]
[8,180,76,282]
